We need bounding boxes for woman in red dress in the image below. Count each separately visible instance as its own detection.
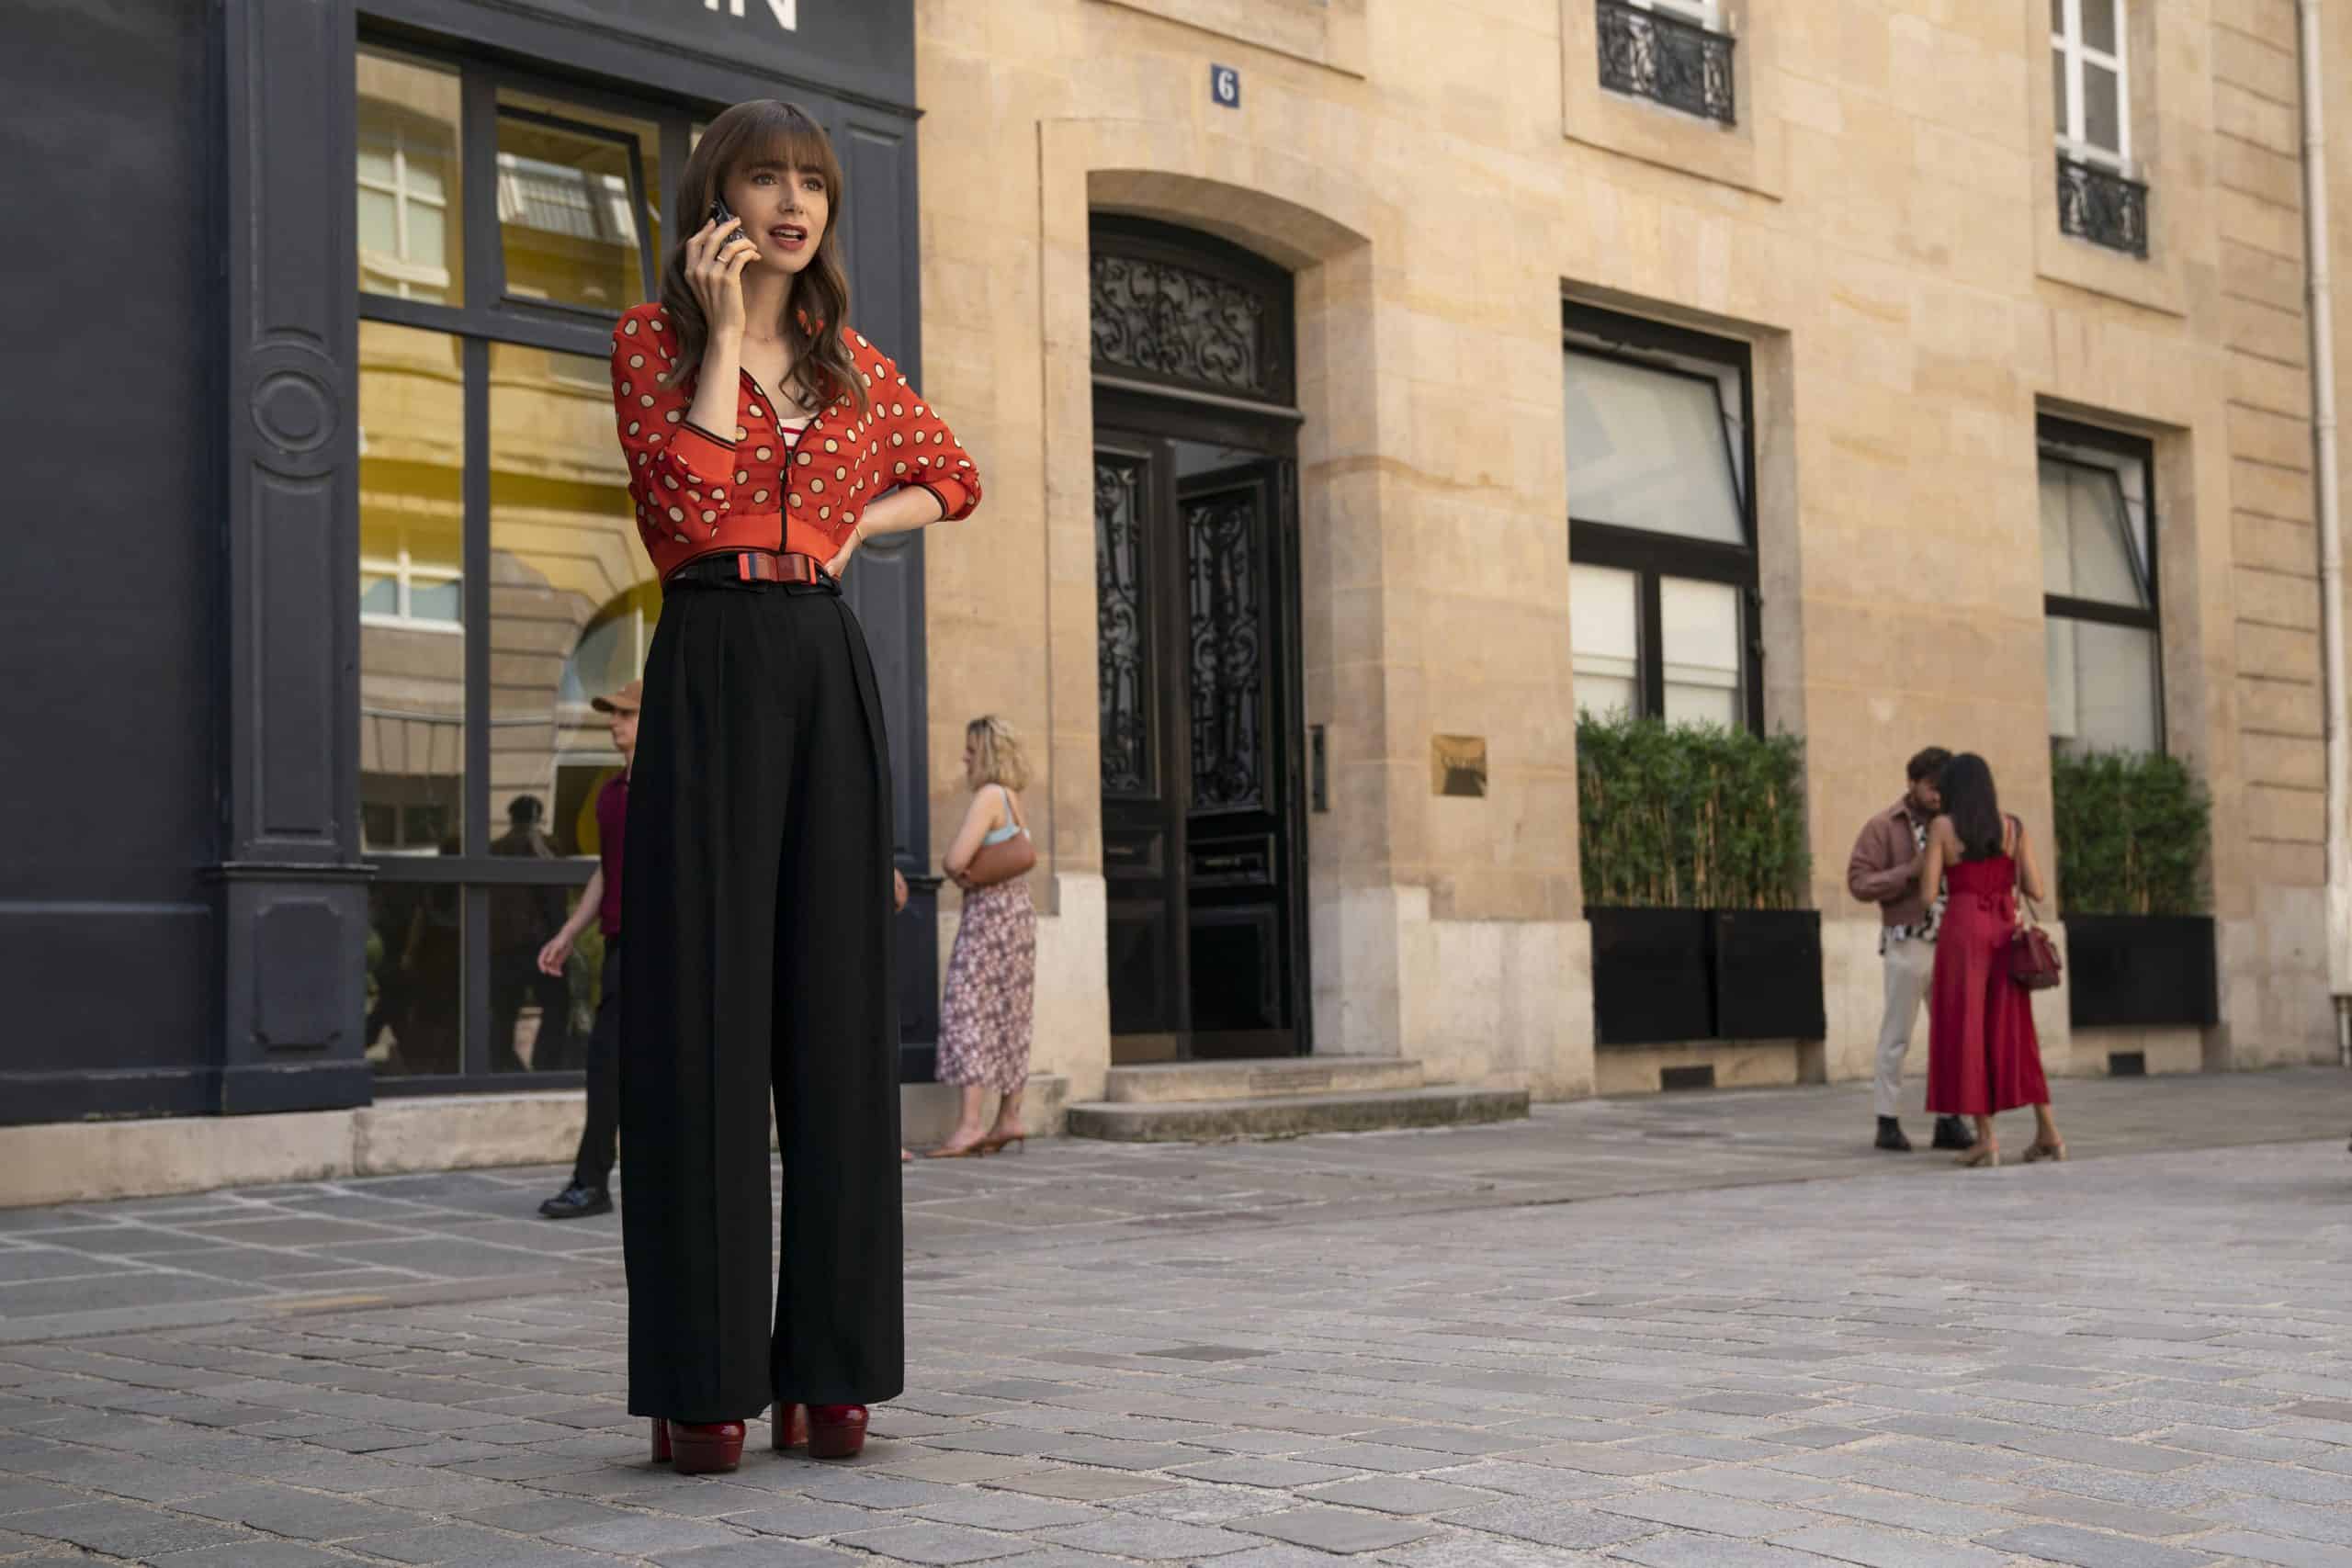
[1920,753,2066,1168]
[610,101,981,1475]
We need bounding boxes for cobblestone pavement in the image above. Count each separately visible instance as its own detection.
[0,1072,2347,1565]
[6,1070,2347,1347]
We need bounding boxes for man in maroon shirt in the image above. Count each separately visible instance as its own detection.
[536,680,640,1220]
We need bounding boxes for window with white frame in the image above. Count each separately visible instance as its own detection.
[2052,0,2130,169]
[1565,305,1758,732]
[360,524,463,630]
[2041,417,2161,756]
[358,117,458,303]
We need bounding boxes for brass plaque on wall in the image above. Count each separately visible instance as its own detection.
[1431,735,1487,798]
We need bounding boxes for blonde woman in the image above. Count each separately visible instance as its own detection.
[929,716,1038,1157]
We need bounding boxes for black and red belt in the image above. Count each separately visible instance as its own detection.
[664,549,831,588]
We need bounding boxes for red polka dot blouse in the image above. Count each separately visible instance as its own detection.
[609,301,981,579]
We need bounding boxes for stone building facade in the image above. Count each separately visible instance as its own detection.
[911,0,2351,1109]
[6,0,2346,1206]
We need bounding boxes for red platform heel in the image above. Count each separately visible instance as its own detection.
[806,1404,868,1460]
[649,1418,744,1474]
[772,1403,808,1451]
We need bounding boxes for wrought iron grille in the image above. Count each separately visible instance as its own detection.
[1094,457,1152,797]
[1596,0,1736,126]
[1091,254,1277,400]
[1185,493,1265,812]
[2056,154,2150,258]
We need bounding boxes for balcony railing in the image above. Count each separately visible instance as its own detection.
[2056,153,2150,258]
[1597,0,1736,127]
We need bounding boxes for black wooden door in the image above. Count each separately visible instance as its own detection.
[1177,457,1299,1059]
[1094,423,1303,1061]
[1096,438,1184,1049]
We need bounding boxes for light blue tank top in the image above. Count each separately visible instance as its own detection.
[980,784,1026,846]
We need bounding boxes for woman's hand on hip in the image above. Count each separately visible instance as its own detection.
[686,216,757,338]
[824,524,865,579]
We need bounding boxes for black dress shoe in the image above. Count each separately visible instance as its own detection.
[1875,1116,1913,1153]
[538,1184,612,1220]
[1931,1116,1977,1151]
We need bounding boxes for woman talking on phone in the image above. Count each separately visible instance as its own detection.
[608,100,981,1475]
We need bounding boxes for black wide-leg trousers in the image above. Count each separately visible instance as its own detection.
[618,577,903,1422]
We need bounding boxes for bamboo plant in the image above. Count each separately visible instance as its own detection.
[2049,745,2211,916]
[1577,712,1810,909]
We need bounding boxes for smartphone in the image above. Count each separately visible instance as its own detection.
[707,197,745,250]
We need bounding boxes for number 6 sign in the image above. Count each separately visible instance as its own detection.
[1210,64,1240,109]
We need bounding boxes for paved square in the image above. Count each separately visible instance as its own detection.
[0,1072,2347,1564]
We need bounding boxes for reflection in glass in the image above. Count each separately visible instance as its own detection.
[497,107,650,310]
[1570,564,1640,719]
[2082,0,2119,55]
[2040,457,2149,610]
[359,322,466,854]
[2049,618,2160,756]
[488,341,659,860]
[503,89,665,279]
[1564,350,1745,544]
[488,840,570,1076]
[1660,577,1743,729]
[357,51,462,305]
[366,881,462,1077]
[2082,63,2120,155]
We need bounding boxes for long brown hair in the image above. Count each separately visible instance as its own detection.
[660,100,866,419]
[1938,752,2006,862]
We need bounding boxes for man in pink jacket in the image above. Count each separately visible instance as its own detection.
[1848,747,1975,1154]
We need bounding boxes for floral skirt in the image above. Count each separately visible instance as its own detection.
[936,880,1036,1094]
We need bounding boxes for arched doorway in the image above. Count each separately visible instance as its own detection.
[1091,217,1309,1063]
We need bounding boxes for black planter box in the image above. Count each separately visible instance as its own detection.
[1713,908,1827,1041]
[1589,907,1825,1046]
[2064,913,2219,1029]
[1589,908,1712,1045]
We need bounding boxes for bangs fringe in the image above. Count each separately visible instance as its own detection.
[727,104,842,189]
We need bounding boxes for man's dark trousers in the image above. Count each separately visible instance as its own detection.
[571,940,621,1190]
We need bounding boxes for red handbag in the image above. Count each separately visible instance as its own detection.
[2008,900,2063,990]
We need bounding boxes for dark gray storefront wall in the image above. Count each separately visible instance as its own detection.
[367,0,914,110]
[0,0,931,1125]
[0,0,220,1122]
[217,0,371,1117]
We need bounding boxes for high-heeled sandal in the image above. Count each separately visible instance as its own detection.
[806,1404,868,1460]
[977,1131,1025,1156]
[1956,1144,1999,1168]
[772,1403,808,1451]
[2022,1139,2067,1163]
[649,1417,745,1473]
[925,1139,984,1159]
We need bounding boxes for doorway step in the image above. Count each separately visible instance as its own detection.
[1064,1058,1528,1143]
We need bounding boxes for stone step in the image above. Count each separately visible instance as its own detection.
[1104,1057,1426,1104]
[1065,1085,1530,1143]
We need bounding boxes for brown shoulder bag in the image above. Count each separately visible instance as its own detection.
[960,789,1035,888]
